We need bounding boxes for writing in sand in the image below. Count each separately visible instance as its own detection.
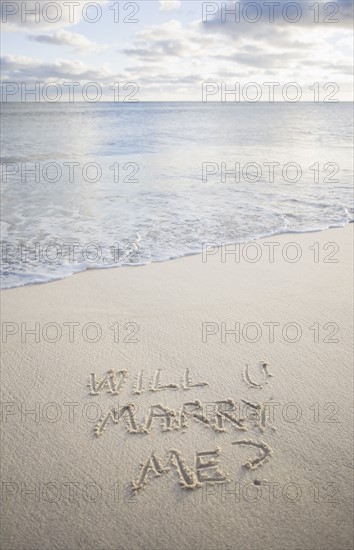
[87,364,274,492]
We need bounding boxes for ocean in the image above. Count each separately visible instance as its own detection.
[1,101,353,288]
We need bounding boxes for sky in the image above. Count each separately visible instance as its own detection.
[1,0,353,101]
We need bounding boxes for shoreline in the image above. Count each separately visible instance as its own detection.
[2,221,353,292]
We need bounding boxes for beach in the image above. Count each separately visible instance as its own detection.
[2,1,353,548]
[1,224,353,550]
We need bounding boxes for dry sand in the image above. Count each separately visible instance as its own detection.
[1,225,353,550]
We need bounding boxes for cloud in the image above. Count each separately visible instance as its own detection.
[0,55,117,82]
[201,0,353,32]
[28,30,107,53]
[124,16,315,69]
[1,0,352,100]
[1,0,110,31]
[159,1,181,12]
[120,5,353,96]
[124,20,216,61]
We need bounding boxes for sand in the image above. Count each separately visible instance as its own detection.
[1,225,353,550]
